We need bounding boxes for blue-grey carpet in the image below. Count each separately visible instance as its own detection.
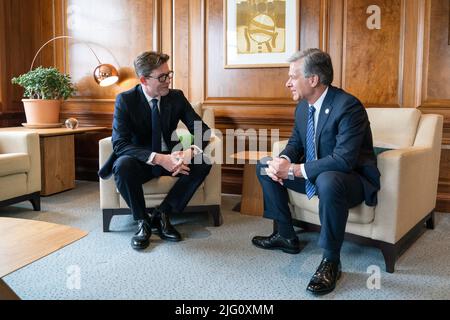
[1,181,449,300]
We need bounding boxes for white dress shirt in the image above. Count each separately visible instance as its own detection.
[281,86,329,180]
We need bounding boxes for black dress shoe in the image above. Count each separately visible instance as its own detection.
[151,209,182,242]
[131,220,152,250]
[251,232,301,254]
[306,258,342,295]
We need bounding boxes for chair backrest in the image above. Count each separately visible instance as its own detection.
[366,108,421,148]
[177,102,215,130]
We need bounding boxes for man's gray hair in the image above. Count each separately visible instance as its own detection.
[134,51,170,78]
[288,48,333,86]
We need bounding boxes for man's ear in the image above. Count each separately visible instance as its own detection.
[139,76,147,85]
[309,75,320,88]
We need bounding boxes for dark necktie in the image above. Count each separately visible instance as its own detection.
[305,105,316,199]
[151,98,162,153]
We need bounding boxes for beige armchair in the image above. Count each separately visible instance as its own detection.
[99,103,222,231]
[0,131,41,210]
[272,108,443,273]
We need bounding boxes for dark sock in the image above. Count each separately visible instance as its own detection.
[277,222,296,239]
[323,249,340,263]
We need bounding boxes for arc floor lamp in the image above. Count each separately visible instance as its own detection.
[30,35,119,87]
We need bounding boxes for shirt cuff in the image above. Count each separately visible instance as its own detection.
[279,155,291,163]
[190,145,203,156]
[147,152,157,165]
[300,163,308,179]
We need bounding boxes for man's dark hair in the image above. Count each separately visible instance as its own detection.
[288,48,334,86]
[134,51,170,78]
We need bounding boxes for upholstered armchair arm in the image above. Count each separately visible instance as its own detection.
[202,107,215,130]
[0,132,41,193]
[99,137,120,209]
[202,135,222,205]
[372,146,437,243]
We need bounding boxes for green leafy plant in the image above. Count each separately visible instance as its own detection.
[11,66,76,100]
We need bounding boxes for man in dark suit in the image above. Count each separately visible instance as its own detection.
[252,48,380,295]
[100,51,212,250]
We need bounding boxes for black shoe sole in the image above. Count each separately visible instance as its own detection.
[154,230,182,242]
[131,242,150,250]
[252,241,301,254]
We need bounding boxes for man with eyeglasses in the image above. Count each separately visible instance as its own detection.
[99,51,212,250]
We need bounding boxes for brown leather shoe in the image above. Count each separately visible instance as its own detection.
[251,232,301,254]
[306,258,342,295]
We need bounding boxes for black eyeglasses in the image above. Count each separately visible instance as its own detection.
[147,71,174,83]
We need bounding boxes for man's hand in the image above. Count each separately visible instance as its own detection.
[153,153,190,176]
[266,157,290,184]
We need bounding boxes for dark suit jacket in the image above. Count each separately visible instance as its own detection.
[98,85,210,179]
[279,86,380,206]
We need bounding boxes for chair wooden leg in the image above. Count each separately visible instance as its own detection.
[380,243,397,273]
[208,205,223,226]
[103,209,114,232]
[426,211,435,230]
[29,193,40,211]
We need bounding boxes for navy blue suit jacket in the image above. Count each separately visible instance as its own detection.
[99,85,210,179]
[279,86,380,206]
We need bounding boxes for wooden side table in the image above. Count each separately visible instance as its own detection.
[0,217,87,300]
[231,151,271,216]
[0,126,106,195]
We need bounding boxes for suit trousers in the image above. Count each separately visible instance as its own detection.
[113,154,212,221]
[256,159,364,252]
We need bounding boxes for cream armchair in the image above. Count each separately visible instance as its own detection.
[0,131,41,210]
[99,103,222,232]
[272,108,443,273]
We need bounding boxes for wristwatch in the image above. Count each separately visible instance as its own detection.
[288,164,295,180]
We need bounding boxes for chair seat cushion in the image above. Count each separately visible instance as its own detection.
[287,190,375,224]
[115,176,204,195]
[0,153,30,176]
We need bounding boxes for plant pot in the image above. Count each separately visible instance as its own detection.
[22,99,62,125]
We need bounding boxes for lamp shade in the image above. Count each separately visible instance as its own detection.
[30,36,119,87]
[93,63,119,87]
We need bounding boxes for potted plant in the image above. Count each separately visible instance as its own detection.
[11,66,76,126]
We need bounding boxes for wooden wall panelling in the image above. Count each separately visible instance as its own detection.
[421,0,450,108]
[0,0,5,112]
[189,0,205,103]
[0,0,47,127]
[58,0,156,180]
[160,0,173,60]
[203,0,309,193]
[328,0,344,87]
[173,0,189,96]
[205,0,294,104]
[300,0,322,50]
[418,0,450,212]
[401,0,421,107]
[343,0,402,107]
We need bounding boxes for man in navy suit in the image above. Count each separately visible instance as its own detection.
[252,48,380,295]
[102,51,212,250]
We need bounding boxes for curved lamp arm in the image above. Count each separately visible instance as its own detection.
[30,35,119,87]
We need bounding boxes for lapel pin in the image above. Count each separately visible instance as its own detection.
[325,108,330,115]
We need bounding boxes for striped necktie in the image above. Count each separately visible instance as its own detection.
[305,105,316,199]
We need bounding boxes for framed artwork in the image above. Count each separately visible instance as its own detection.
[224,0,299,68]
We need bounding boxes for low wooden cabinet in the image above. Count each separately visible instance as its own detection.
[40,134,76,196]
